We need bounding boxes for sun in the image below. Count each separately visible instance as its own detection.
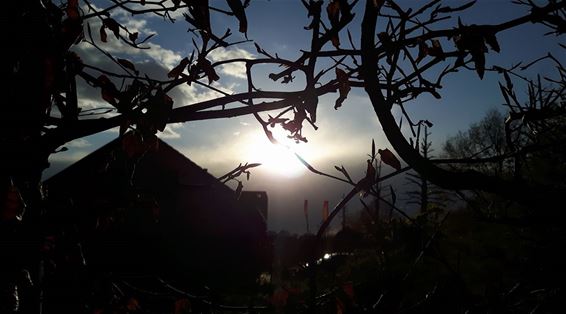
[243,128,313,178]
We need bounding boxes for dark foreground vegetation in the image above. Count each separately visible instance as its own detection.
[1,0,566,313]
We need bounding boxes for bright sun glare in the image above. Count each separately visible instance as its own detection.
[244,127,314,178]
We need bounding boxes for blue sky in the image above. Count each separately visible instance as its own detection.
[46,0,565,233]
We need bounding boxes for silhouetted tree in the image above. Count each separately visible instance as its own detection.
[405,125,446,216]
[1,0,566,313]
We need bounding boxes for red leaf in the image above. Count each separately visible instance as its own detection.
[342,282,355,299]
[174,298,191,314]
[97,75,119,106]
[416,39,428,63]
[66,0,80,19]
[1,182,25,222]
[327,0,341,48]
[99,25,107,43]
[126,297,140,311]
[378,148,401,170]
[427,39,445,59]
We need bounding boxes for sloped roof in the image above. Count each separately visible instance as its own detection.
[45,134,234,197]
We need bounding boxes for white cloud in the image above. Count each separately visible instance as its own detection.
[209,47,254,79]
[65,138,92,148]
[157,122,184,139]
[143,43,182,69]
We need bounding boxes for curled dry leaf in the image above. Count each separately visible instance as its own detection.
[168,57,190,78]
[235,181,243,199]
[197,58,220,84]
[174,298,191,314]
[378,148,401,170]
[188,0,212,41]
[484,32,500,53]
[99,25,107,42]
[428,39,445,59]
[334,68,351,109]
[359,160,376,198]
[97,75,119,106]
[327,0,341,48]
[66,0,80,20]
[226,0,248,34]
[416,39,428,63]
[103,18,120,39]
[129,32,138,43]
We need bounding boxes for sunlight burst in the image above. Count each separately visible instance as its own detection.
[243,128,314,178]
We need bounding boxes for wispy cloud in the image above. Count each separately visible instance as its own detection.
[209,47,254,79]
[157,122,184,139]
[65,138,92,148]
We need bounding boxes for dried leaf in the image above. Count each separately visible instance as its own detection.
[198,58,220,83]
[327,0,340,23]
[129,32,139,43]
[499,83,511,105]
[1,182,25,221]
[103,18,120,39]
[327,0,341,48]
[126,297,140,311]
[359,160,376,197]
[168,57,190,78]
[428,39,445,59]
[437,1,476,13]
[371,139,376,160]
[304,92,318,122]
[226,0,248,34]
[99,25,107,43]
[472,50,485,79]
[416,39,428,63]
[484,32,500,52]
[174,298,191,314]
[235,181,243,199]
[97,75,119,106]
[148,88,174,131]
[378,148,401,170]
[188,0,212,41]
[334,68,351,109]
[66,0,80,19]
[121,132,143,158]
[503,71,513,90]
